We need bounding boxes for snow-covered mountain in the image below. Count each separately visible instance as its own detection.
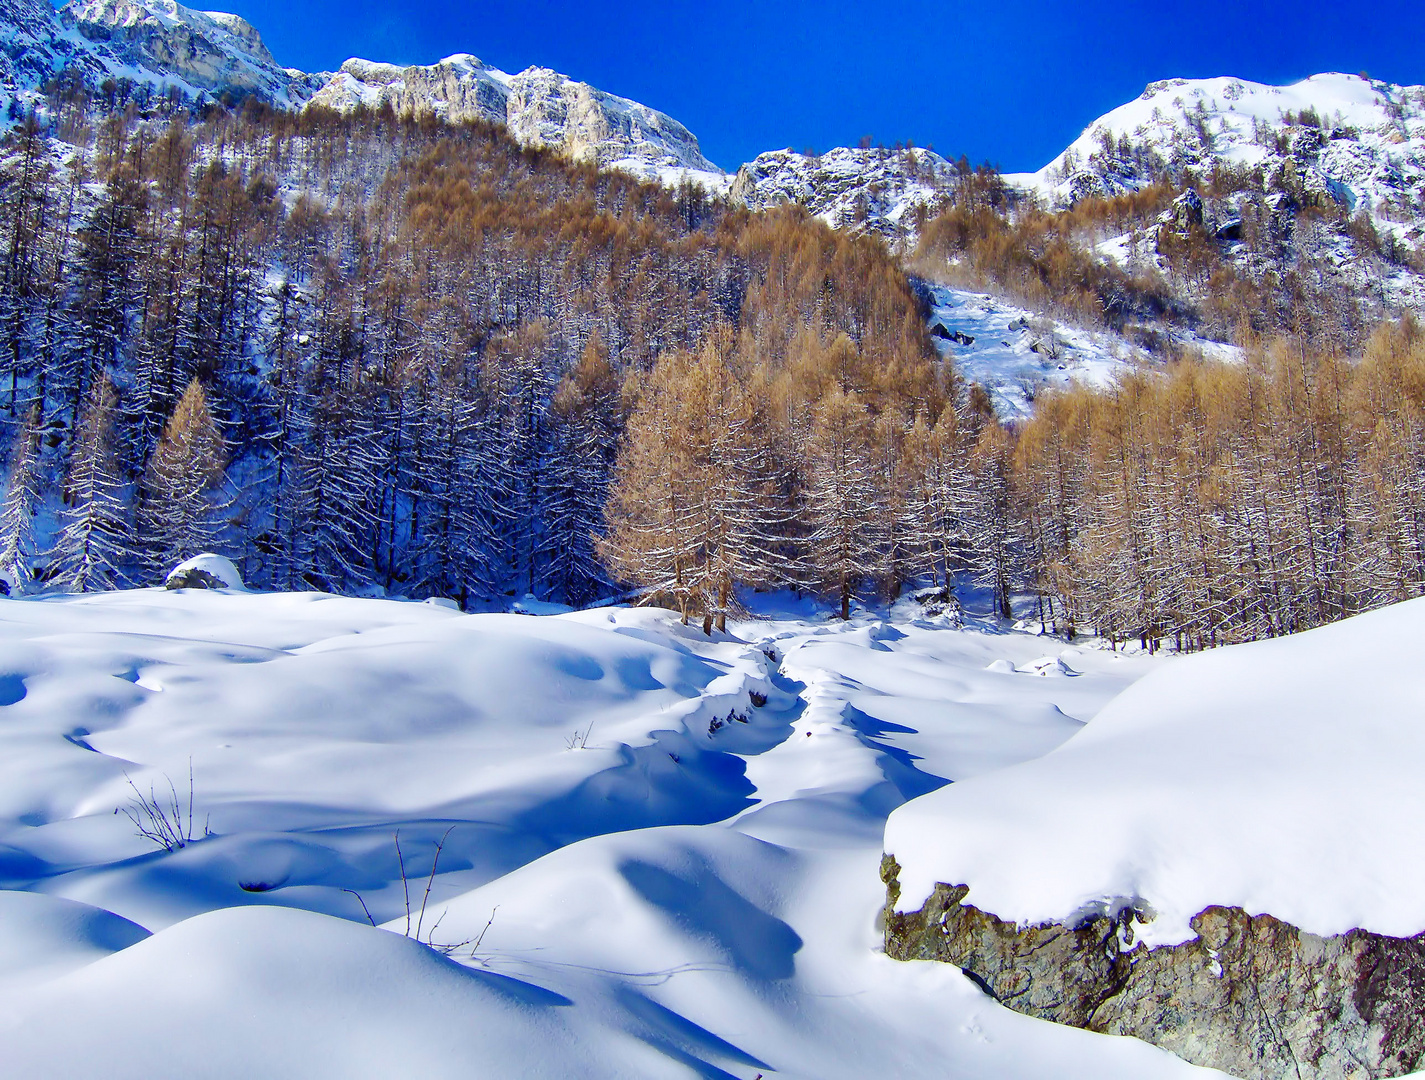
[1010,73,1425,239]
[0,0,725,185]
[307,54,726,185]
[0,0,320,111]
[63,0,321,106]
[730,145,954,243]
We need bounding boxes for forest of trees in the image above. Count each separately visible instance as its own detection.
[0,95,942,608]
[3,88,1425,652]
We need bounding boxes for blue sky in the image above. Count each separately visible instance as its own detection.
[221,0,1424,172]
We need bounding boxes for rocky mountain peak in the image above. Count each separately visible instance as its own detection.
[68,0,275,66]
[307,54,510,128]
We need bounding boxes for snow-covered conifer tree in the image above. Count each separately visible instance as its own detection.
[50,375,129,592]
[0,406,43,592]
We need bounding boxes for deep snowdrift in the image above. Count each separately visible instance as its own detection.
[0,585,1228,1077]
[886,595,1425,947]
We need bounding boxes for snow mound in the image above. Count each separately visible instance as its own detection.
[0,587,1214,1076]
[164,553,244,590]
[0,891,148,992]
[886,596,1425,946]
[0,905,593,1078]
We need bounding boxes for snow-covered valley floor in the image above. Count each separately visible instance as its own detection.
[0,587,1228,1078]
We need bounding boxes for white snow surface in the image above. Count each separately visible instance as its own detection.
[926,283,1243,418]
[886,596,1425,949]
[0,585,1229,1078]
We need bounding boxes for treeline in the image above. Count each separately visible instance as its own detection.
[1016,319,1425,648]
[0,100,937,604]
[599,315,1425,648]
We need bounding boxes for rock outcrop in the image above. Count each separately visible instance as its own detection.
[730,145,953,243]
[306,55,724,183]
[306,55,508,126]
[62,0,319,105]
[882,858,1425,1080]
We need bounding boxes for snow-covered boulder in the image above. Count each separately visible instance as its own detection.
[164,553,243,591]
[884,597,1425,1078]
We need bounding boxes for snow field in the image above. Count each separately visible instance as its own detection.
[926,285,1145,417]
[0,586,1226,1077]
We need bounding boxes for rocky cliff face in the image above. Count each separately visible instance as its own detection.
[307,55,724,184]
[66,0,327,105]
[0,0,321,111]
[730,145,954,244]
[882,858,1425,1080]
[306,55,509,127]
[504,66,716,178]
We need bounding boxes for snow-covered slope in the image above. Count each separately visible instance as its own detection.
[1011,73,1425,233]
[731,145,953,242]
[886,595,1425,947]
[0,585,1228,1078]
[307,54,727,186]
[922,283,1244,419]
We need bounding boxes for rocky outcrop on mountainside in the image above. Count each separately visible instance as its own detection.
[882,860,1425,1080]
[730,145,954,243]
[1016,74,1425,238]
[306,55,508,126]
[0,0,319,110]
[306,55,723,182]
[63,0,318,104]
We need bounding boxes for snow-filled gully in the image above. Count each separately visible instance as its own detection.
[0,590,1217,1078]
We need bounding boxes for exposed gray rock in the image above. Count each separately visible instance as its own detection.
[504,65,717,176]
[305,55,509,127]
[882,856,1425,1080]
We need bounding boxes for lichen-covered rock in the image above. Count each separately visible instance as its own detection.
[882,856,1425,1080]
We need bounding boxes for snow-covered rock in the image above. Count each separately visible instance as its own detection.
[731,145,954,243]
[884,596,1425,1076]
[0,0,322,114]
[62,0,322,107]
[164,553,243,590]
[885,595,1425,942]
